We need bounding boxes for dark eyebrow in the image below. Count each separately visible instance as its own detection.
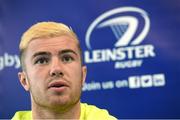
[32,52,51,58]
[32,49,78,59]
[59,49,78,56]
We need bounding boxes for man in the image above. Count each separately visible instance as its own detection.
[12,21,117,120]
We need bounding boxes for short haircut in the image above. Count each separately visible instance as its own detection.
[19,21,82,70]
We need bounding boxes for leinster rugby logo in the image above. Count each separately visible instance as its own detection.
[84,6,156,69]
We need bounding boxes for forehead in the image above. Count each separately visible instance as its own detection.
[26,36,79,55]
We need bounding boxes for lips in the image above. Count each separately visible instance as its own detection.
[48,81,69,89]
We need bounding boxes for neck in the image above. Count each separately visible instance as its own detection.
[31,101,81,119]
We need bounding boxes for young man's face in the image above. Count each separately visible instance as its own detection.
[19,35,87,109]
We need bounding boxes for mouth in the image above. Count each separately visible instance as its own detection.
[48,81,69,89]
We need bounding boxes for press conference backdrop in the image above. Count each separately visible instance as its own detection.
[0,0,180,119]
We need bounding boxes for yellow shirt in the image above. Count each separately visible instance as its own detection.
[12,103,117,120]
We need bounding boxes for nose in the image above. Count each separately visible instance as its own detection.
[49,57,64,78]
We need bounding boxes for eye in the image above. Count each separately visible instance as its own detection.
[34,57,49,65]
[61,55,74,63]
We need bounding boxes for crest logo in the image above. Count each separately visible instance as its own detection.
[85,6,150,49]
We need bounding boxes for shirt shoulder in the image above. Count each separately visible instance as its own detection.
[11,104,118,120]
[11,111,32,120]
[80,103,117,120]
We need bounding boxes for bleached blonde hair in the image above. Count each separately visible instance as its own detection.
[19,21,82,70]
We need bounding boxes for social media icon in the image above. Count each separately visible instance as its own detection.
[141,75,153,88]
[128,76,141,89]
[153,74,165,86]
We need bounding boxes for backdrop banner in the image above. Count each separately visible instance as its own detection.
[0,0,180,119]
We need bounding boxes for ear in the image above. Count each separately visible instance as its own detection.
[81,65,87,85]
[18,72,30,91]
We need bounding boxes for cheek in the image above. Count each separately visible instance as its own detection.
[29,65,49,76]
[28,71,48,95]
[71,65,82,77]
[27,67,49,86]
[68,65,83,82]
